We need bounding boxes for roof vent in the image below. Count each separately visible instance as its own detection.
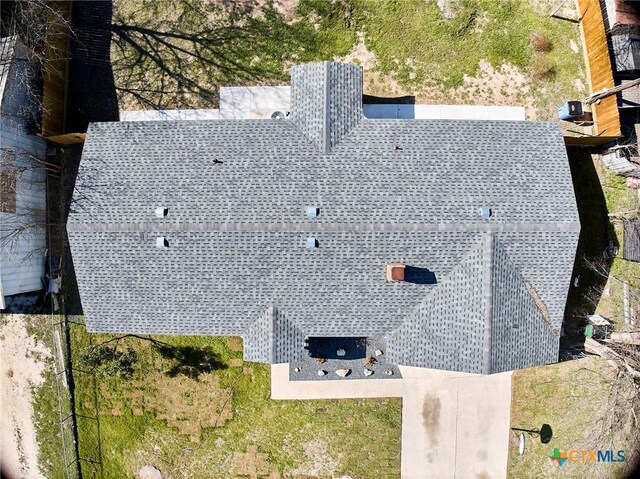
[155,207,168,218]
[480,207,492,219]
[306,206,319,219]
[156,237,169,249]
[386,263,405,282]
[306,237,318,249]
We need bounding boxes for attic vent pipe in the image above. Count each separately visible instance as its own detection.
[306,206,319,219]
[155,207,168,218]
[156,237,169,249]
[480,207,492,219]
[306,237,318,249]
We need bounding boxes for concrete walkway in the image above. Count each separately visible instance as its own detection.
[271,363,403,399]
[121,86,525,123]
[271,364,512,479]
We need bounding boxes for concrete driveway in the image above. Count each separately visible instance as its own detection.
[271,364,512,479]
[400,369,512,479]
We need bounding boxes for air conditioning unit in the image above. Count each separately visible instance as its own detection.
[558,101,583,120]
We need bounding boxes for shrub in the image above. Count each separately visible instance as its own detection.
[315,357,327,364]
[363,356,376,367]
[532,57,555,80]
[79,344,137,380]
[530,32,551,52]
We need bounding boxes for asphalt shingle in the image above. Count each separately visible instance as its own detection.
[68,61,580,373]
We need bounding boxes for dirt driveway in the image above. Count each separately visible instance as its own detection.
[0,314,50,479]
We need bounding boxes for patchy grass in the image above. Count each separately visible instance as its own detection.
[596,160,638,226]
[112,0,584,119]
[355,0,584,118]
[21,315,68,479]
[70,320,401,478]
[508,357,638,479]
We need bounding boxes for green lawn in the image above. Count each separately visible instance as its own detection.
[112,0,585,119]
[69,320,402,478]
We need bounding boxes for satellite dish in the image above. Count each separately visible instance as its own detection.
[271,111,286,119]
[519,433,525,456]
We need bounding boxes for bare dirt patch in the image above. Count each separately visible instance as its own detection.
[337,33,413,98]
[448,60,532,111]
[226,336,244,352]
[338,32,377,70]
[338,38,534,115]
[0,314,51,479]
[435,0,456,19]
[231,445,275,479]
[273,0,300,21]
[288,438,341,478]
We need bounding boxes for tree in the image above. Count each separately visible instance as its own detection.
[582,257,640,379]
[0,0,73,129]
[110,0,294,110]
[79,344,138,380]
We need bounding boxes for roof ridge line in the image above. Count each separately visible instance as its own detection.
[322,61,330,154]
[66,221,582,233]
[386,235,486,338]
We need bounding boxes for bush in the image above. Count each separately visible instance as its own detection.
[363,356,376,367]
[532,57,555,80]
[79,344,137,380]
[529,32,551,52]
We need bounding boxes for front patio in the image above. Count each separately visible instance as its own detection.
[288,336,402,381]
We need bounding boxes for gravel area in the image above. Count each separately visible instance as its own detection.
[289,337,402,381]
[0,314,51,479]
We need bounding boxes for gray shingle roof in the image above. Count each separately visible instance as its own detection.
[243,307,306,363]
[290,62,363,153]
[385,233,569,374]
[68,61,580,373]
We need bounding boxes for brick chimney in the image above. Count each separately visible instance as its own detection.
[386,263,405,282]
